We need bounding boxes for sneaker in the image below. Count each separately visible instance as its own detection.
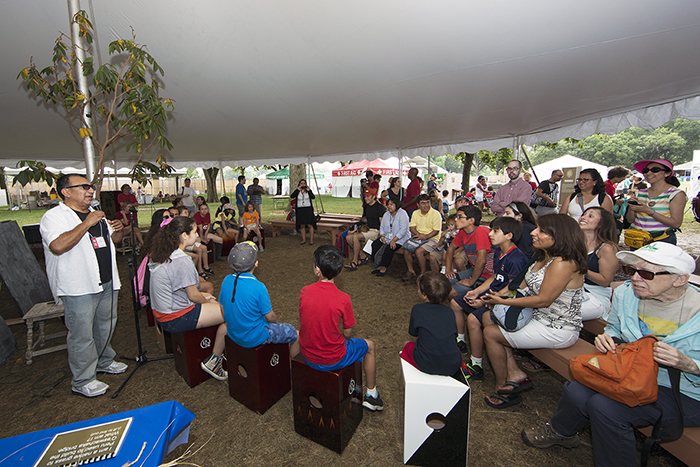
[522,421,580,449]
[97,361,128,374]
[457,340,469,354]
[200,353,228,381]
[362,393,384,412]
[72,380,109,397]
[259,246,264,252]
[462,361,484,382]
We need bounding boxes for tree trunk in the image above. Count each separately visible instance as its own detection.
[461,152,475,192]
[203,167,219,202]
[289,163,306,193]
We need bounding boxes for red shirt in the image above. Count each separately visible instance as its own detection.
[403,178,421,211]
[452,225,494,278]
[529,181,538,191]
[193,212,211,235]
[604,180,615,198]
[117,192,137,211]
[299,281,356,365]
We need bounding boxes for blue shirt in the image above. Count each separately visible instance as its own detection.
[236,183,248,205]
[490,245,528,292]
[220,273,272,347]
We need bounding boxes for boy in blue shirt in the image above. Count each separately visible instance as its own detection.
[449,217,528,381]
[220,242,300,356]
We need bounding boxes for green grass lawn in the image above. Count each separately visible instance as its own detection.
[0,194,366,228]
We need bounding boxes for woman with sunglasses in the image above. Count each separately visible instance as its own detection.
[625,159,686,246]
[578,207,619,320]
[481,214,587,408]
[559,168,613,221]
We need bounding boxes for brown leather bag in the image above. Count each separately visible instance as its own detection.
[569,335,659,407]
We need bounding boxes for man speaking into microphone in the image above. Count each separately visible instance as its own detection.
[40,174,128,397]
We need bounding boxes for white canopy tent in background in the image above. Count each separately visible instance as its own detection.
[1,1,700,172]
[529,155,611,185]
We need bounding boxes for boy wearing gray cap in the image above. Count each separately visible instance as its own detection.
[219,242,300,356]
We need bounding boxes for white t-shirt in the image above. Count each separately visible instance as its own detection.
[180,186,196,209]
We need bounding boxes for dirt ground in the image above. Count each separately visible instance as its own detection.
[0,225,690,466]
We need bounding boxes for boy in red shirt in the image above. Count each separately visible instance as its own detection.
[299,245,383,411]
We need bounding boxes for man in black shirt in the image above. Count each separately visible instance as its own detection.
[344,188,386,270]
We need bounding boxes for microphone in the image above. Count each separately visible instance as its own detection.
[90,198,101,211]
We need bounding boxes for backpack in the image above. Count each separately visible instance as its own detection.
[570,335,685,466]
[570,335,659,407]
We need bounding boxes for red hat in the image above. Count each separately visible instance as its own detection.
[633,159,674,173]
[364,188,377,196]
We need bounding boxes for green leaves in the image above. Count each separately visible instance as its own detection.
[16,9,175,188]
[12,161,60,188]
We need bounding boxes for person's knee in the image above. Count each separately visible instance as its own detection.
[467,313,481,330]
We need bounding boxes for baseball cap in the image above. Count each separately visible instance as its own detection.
[228,241,258,273]
[454,195,467,203]
[364,188,377,197]
[633,159,673,173]
[222,203,234,211]
[616,242,694,276]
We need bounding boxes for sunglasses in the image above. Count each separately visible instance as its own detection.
[642,166,668,174]
[162,214,171,219]
[65,183,96,191]
[622,265,674,280]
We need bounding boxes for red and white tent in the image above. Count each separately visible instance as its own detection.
[331,159,407,198]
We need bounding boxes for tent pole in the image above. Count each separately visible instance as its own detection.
[68,0,97,182]
[310,158,324,213]
[521,145,539,184]
[220,162,225,196]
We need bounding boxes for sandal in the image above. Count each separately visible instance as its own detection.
[203,268,214,275]
[300,241,306,245]
[344,262,358,271]
[521,357,549,372]
[199,272,210,280]
[497,376,534,395]
[484,393,522,409]
[402,271,417,282]
[357,256,370,267]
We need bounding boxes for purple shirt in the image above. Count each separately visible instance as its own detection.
[491,178,532,216]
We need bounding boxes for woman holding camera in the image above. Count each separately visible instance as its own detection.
[625,159,686,246]
[291,179,316,245]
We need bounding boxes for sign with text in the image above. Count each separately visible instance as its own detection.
[33,418,132,467]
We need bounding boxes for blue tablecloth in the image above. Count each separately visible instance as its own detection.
[0,400,195,466]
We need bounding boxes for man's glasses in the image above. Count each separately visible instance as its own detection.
[505,167,520,172]
[456,215,468,220]
[65,183,96,191]
[622,265,674,280]
[576,178,593,182]
[642,166,667,174]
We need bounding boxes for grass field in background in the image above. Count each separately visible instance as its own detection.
[3,195,699,236]
[0,194,365,228]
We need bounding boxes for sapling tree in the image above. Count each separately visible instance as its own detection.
[17,10,175,191]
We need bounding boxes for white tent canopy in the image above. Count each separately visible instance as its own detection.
[1,1,700,170]
[529,155,610,184]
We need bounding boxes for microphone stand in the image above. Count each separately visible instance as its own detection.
[112,207,172,399]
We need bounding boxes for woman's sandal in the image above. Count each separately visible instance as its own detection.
[521,357,549,372]
[344,262,358,271]
[199,272,209,280]
[203,268,214,275]
[484,393,522,409]
[497,376,534,395]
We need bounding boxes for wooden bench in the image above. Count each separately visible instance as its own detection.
[528,326,700,466]
[268,219,351,239]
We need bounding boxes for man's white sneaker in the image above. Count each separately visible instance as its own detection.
[97,361,128,374]
[72,380,109,397]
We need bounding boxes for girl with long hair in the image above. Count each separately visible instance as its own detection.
[578,207,619,320]
[148,217,228,381]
